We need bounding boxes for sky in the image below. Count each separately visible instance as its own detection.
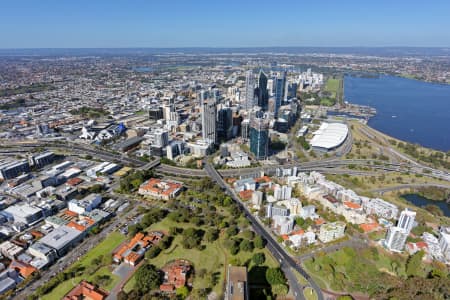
[1,0,450,48]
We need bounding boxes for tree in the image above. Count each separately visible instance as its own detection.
[406,250,425,277]
[176,286,189,299]
[271,284,288,297]
[266,268,286,285]
[117,291,128,300]
[128,223,143,237]
[252,253,266,265]
[240,239,254,252]
[242,229,255,240]
[135,263,161,293]
[295,217,305,227]
[145,246,161,259]
[254,235,265,249]
[159,236,172,250]
[226,225,238,238]
[205,228,219,242]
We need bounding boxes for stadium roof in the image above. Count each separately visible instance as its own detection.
[310,122,348,150]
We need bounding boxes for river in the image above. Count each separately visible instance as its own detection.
[402,194,450,217]
[344,75,450,151]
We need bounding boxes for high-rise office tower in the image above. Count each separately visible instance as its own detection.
[201,98,217,144]
[250,117,269,160]
[257,70,269,110]
[244,70,254,110]
[397,208,416,233]
[217,106,233,140]
[274,71,286,115]
[241,118,250,140]
[199,89,209,105]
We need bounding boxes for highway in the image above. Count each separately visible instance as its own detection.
[204,162,324,300]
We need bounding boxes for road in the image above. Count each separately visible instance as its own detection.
[204,162,324,300]
[372,183,450,194]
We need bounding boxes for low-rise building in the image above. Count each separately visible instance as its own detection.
[0,241,24,260]
[39,225,83,256]
[318,221,346,243]
[68,194,102,214]
[363,198,398,220]
[225,265,248,300]
[63,280,109,300]
[160,260,191,292]
[113,232,163,266]
[138,178,183,200]
[2,204,45,226]
[28,242,58,263]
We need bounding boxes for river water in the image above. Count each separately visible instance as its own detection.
[344,75,450,151]
[402,194,450,217]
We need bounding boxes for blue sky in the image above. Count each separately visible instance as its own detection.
[1,0,449,48]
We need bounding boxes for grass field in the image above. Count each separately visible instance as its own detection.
[324,78,340,98]
[302,246,405,296]
[41,231,126,300]
[123,217,279,297]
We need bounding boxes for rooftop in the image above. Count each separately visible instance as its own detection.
[310,122,348,150]
[63,280,109,300]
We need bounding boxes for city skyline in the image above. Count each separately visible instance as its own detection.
[1,0,450,48]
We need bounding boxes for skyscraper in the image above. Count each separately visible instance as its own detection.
[201,98,217,145]
[217,106,233,140]
[250,117,269,160]
[257,70,269,110]
[397,208,416,233]
[244,70,254,110]
[274,71,286,116]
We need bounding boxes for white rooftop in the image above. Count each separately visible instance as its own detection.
[310,122,348,150]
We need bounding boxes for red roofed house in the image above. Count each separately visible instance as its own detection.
[9,260,37,278]
[239,190,253,201]
[113,231,164,266]
[406,241,429,255]
[160,260,191,293]
[360,222,380,233]
[63,280,109,300]
[138,178,183,200]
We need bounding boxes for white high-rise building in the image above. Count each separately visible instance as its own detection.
[438,227,450,261]
[397,208,416,233]
[273,185,292,201]
[201,99,217,145]
[244,70,254,110]
[385,226,408,252]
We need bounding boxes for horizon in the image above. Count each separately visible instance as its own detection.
[1,0,450,48]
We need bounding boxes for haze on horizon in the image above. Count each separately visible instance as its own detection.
[1,0,450,49]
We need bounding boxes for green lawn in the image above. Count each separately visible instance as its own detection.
[324,78,340,98]
[41,231,126,300]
